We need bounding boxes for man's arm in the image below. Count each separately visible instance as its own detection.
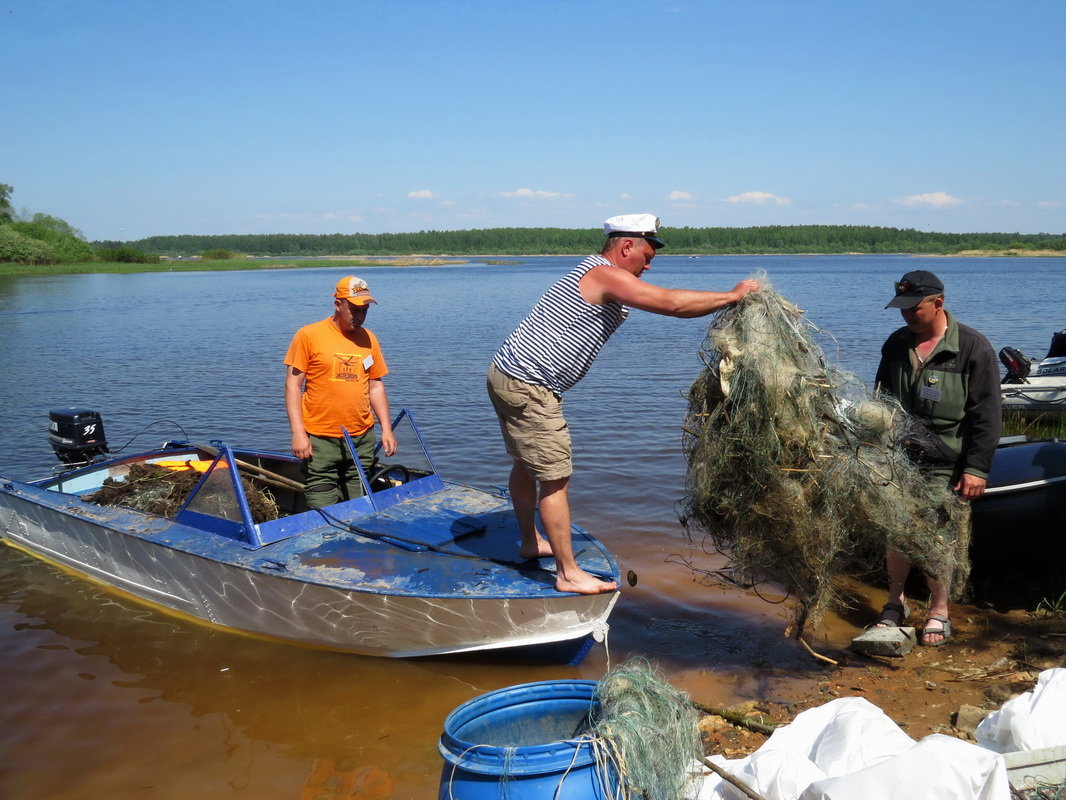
[581,266,759,317]
[368,378,397,456]
[284,366,313,459]
[957,338,1003,500]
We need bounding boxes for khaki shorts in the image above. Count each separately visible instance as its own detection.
[487,364,572,481]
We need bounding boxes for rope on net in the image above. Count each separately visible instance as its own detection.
[679,272,970,637]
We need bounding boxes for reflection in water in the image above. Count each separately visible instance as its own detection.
[0,534,823,799]
[0,548,509,798]
[300,762,393,800]
[0,539,819,799]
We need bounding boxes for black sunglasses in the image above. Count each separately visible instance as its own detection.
[893,280,935,294]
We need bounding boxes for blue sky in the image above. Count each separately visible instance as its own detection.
[4,0,1064,241]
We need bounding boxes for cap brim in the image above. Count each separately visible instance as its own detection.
[345,297,377,306]
[885,295,923,309]
[647,236,665,249]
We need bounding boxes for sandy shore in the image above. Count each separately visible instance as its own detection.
[697,604,1066,759]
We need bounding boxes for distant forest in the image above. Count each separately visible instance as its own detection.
[117,225,1066,257]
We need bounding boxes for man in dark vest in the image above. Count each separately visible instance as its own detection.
[873,270,1001,645]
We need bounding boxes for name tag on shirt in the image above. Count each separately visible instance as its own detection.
[363,354,374,371]
[919,384,942,402]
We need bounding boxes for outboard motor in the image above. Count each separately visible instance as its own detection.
[1046,329,1066,359]
[48,407,109,464]
[999,347,1032,384]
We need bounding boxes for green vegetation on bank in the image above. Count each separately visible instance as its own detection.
[0,183,161,267]
[1002,410,1066,440]
[3,181,1065,271]
[128,225,1066,257]
[0,256,468,277]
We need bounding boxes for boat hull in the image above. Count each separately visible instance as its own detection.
[1001,379,1066,417]
[0,478,619,658]
[1001,355,1066,417]
[972,439,1066,537]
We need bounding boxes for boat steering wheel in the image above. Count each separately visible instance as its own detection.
[369,463,412,488]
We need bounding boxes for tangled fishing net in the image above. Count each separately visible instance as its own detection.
[589,658,703,800]
[88,463,280,523]
[679,272,969,635]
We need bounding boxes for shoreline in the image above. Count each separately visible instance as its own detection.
[1,249,1063,278]
[697,601,1066,762]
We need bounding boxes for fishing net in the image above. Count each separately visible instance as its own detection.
[679,272,970,635]
[589,658,703,800]
[88,462,280,523]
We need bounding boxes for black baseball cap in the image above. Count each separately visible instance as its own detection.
[885,270,944,309]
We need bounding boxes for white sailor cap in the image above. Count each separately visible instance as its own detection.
[603,213,665,249]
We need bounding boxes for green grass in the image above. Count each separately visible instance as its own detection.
[1002,410,1066,440]
[0,256,470,277]
[1036,588,1066,615]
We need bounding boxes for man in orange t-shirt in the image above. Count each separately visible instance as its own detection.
[284,276,397,508]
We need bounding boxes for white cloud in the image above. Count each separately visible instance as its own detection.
[408,190,435,199]
[725,191,792,206]
[899,191,963,208]
[851,203,871,211]
[619,193,631,200]
[499,187,570,198]
[1036,200,1063,208]
[669,190,696,201]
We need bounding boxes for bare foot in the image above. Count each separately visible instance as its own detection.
[519,535,554,560]
[555,570,618,595]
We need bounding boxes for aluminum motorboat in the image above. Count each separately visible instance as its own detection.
[0,408,619,659]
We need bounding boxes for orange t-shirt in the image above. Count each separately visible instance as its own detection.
[284,318,388,438]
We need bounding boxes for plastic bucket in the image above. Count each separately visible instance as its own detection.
[438,679,616,800]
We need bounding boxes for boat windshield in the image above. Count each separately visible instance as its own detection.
[363,409,438,485]
[180,460,245,523]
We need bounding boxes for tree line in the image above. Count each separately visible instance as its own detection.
[127,225,1066,257]
[0,184,158,265]
[2,179,1064,265]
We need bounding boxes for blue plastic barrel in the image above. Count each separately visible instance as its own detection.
[438,679,617,800]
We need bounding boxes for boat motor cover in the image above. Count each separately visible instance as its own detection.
[1046,329,1066,359]
[48,407,108,462]
[998,347,1032,383]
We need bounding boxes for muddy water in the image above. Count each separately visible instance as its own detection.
[1,256,1061,798]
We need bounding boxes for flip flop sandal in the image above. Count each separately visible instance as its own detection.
[872,600,910,628]
[920,614,953,646]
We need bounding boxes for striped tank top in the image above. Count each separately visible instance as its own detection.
[492,255,629,395]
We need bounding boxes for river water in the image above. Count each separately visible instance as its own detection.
[0,255,1062,799]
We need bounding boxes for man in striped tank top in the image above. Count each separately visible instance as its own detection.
[488,214,760,595]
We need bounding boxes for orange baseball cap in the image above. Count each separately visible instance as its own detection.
[333,276,377,305]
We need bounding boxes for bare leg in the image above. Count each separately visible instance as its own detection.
[537,476,617,595]
[508,460,552,559]
[921,575,952,644]
[874,547,913,627]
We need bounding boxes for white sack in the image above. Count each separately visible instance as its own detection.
[800,734,1009,800]
[688,697,913,800]
[976,668,1066,753]
[689,697,1009,800]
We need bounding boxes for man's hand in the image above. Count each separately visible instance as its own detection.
[730,279,761,302]
[291,431,313,460]
[954,473,988,501]
[380,431,398,458]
